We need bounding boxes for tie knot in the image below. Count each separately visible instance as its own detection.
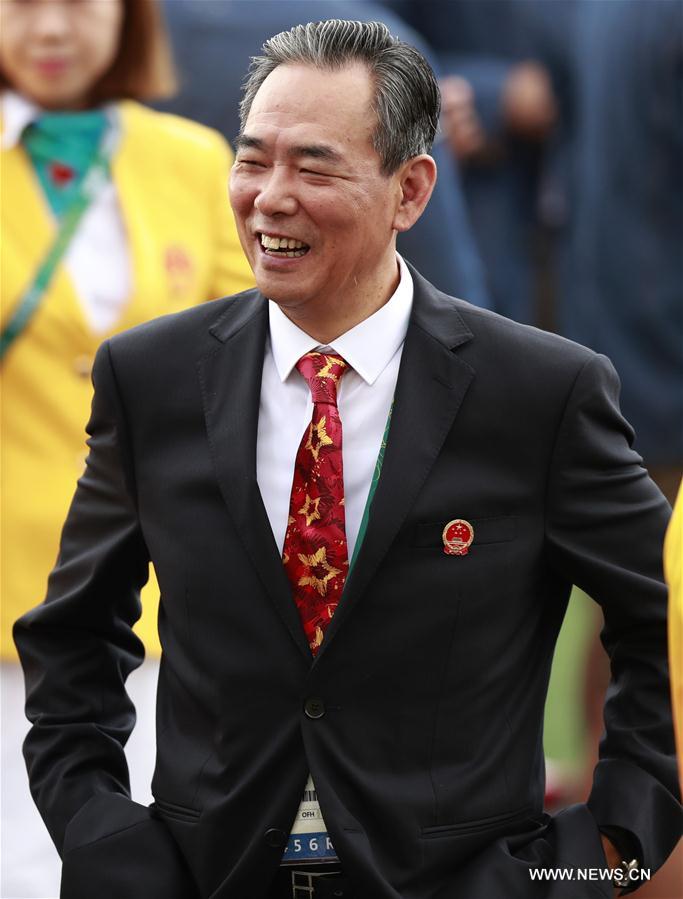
[296,351,348,405]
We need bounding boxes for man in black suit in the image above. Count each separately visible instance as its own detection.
[15,20,680,899]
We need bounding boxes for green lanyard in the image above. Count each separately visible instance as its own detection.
[0,121,118,363]
[347,401,394,577]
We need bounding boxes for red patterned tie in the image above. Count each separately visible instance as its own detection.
[282,352,350,656]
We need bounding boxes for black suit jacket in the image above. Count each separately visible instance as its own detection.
[15,267,681,899]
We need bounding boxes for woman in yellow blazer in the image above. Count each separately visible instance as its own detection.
[1,2,252,893]
[1,0,253,661]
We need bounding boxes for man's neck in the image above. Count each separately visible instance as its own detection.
[278,257,401,344]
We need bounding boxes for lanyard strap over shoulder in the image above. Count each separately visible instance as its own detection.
[347,400,394,577]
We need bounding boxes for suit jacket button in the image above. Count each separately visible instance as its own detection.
[304,697,325,719]
[264,828,287,848]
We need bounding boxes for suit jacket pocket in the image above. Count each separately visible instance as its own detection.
[152,796,202,824]
[413,516,517,549]
[427,806,611,899]
[421,804,533,839]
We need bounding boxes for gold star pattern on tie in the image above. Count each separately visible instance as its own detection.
[305,417,333,462]
[297,546,342,596]
[298,494,322,526]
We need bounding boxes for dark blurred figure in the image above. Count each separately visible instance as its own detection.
[388,0,682,496]
[382,0,566,325]
[155,0,491,308]
[558,0,683,500]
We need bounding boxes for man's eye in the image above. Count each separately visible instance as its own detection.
[301,168,331,177]
[238,159,265,168]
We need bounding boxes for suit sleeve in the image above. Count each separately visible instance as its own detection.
[545,353,681,881]
[13,340,149,855]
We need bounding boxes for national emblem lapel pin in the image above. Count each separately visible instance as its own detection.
[442,519,474,556]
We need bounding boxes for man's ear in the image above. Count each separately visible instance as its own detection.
[392,155,438,233]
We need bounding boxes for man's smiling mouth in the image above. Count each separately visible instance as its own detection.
[259,233,310,258]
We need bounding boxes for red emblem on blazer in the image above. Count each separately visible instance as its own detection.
[164,245,194,296]
[442,519,474,556]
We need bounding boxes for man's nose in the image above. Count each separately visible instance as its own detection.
[254,167,298,217]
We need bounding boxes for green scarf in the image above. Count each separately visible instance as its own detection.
[22,109,109,218]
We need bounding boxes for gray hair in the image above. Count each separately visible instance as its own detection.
[239,19,440,174]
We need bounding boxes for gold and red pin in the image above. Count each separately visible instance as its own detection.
[442,519,474,556]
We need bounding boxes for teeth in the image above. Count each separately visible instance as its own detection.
[260,234,307,250]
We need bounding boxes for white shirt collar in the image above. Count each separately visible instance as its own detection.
[1,90,118,151]
[268,253,413,386]
[1,90,42,150]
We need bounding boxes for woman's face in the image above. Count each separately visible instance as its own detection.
[0,0,124,110]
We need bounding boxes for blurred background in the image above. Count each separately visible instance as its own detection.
[1,1,681,896]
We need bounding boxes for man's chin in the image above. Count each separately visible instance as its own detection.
[254,271,310,305]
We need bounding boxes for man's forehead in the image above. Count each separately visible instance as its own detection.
[247,61,375,126]
[254,59,372,93]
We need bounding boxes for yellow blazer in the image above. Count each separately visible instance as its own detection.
[1,100,253,658]
[665,481,683,786]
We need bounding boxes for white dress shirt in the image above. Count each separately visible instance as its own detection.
[256,254,413,863]
[257,254,413,560]
[2,90,131,335]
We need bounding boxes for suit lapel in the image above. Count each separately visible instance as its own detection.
[196,292,311,659]
[197,271,476,663]
[316,267,475,660]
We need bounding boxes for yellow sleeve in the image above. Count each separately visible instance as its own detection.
[208,137,255,298]
[665,479,683,782]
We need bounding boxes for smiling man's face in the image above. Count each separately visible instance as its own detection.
[229,62,404,334]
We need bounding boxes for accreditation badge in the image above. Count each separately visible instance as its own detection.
[281,774,339,865]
